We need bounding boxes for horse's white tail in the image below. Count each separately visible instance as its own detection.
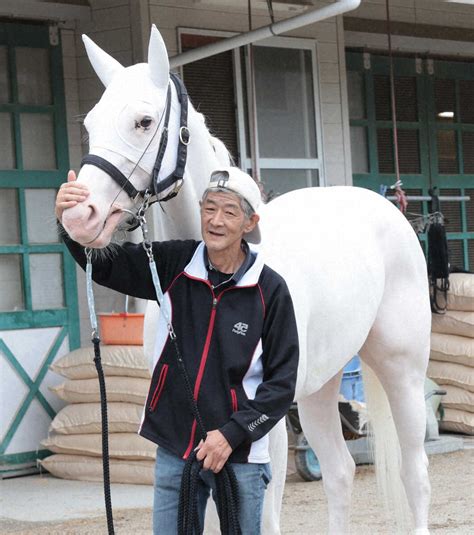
[362,362,411,533]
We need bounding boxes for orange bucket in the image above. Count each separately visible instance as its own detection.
[98,313,145,345]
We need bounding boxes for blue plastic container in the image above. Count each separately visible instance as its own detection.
[340,355,365,402]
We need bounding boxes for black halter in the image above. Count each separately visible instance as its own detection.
[81,73,190,205]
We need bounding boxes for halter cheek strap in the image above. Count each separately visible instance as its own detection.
[152,73,190,201]
[80,72,190,204]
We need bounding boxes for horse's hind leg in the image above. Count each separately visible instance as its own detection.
[360,299,431,534]
[298,370,356,534]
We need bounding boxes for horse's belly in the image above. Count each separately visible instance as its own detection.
[259,187,388,395]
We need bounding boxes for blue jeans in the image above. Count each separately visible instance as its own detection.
[153,447,272,535]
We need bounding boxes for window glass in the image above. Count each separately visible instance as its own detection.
[254,47,317,159]
[374,75,418,122]
[260,169,318,198]
[0,255,24,311]
[25,189,59,243]
[459,80,474,124]
[0,46,10,103]
[350,126,369,173]
[437,130,459,174]
[377,129,421,174]
[0,189,20,245]
[0,113,16,169]
[16,47,52,105]
[462,132,474,174]
[435,79,456,123]
[20,114,57,170]
[377,129,394,173]
[347,71,365,120]
[30,253,64,310]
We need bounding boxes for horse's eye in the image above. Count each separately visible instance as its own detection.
[140,117,152,129]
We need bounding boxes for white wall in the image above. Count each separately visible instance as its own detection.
[349,0,474,29]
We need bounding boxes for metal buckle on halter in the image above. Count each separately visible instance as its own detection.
[159,180,183,202]
[179,126,190,146]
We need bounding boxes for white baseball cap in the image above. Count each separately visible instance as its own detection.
[207,167,262,243]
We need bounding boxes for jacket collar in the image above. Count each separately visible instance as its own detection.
[184,241,264,287]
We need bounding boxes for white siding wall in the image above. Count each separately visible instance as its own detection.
[349,0,474,28]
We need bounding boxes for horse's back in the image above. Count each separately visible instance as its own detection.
[259,186,427,395]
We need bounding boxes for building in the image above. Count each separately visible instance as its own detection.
[1,0,473,475]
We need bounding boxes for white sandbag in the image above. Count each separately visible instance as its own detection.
[431,310,474,338]
[50,345,151,380]
[42,432,156,460]
[427,361,474,392]
[430,332,474,367]
[439,384,474,413]
[50,376,149,405]
[49,402,142,435]
[446,273,474,312]
[439,408,474,435]
[40,454,154,485]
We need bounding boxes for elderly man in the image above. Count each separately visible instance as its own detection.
[56,167,299,535]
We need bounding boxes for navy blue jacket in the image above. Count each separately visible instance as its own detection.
[64,237,299,463]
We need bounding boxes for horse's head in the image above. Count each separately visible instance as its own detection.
[62,25,178,247]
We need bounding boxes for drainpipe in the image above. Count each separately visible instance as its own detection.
[169,0,361,68]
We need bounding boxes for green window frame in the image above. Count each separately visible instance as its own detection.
[346,51,474,271]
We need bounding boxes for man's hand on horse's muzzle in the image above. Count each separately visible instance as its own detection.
[55,170,89,221]
[195,429,232,473]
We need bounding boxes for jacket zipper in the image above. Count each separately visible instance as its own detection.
[183,293,218,458]
[149,364,169,411]
[230,388,238,412]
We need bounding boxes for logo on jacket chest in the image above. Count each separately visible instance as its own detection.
[232,322,248,336]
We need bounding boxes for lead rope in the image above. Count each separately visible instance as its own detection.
[137,197,241,535]
[85,248,115,535]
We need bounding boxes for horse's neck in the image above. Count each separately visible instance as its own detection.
[153,102,230,241]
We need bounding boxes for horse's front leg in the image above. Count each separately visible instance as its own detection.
[298,370,356,534]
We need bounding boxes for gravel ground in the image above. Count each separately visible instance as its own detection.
[1,449,473,534]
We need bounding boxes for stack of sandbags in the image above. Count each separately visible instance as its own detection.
[39,345,156,484]
[428,273,474,435]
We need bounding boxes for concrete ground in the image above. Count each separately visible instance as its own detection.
[0,474,154,523]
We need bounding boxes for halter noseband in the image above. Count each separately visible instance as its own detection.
[80,72,190,206]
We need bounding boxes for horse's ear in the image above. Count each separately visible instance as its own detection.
[148,25,169,90]
[82,34,124,87]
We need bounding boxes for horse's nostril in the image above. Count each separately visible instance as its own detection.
[87,203,95,218]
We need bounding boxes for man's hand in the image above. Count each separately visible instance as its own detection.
[195,430,232,473]
[55,170,89,222]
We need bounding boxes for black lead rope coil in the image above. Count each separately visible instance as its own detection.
[93,336,115,535]
[178,450,242,535]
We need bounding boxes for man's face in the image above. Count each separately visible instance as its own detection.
[200,191,258,255]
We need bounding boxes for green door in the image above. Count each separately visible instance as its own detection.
[0,22,80,476]
[347,51,474,270]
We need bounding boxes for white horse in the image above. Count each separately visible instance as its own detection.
[61,26,432,534]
